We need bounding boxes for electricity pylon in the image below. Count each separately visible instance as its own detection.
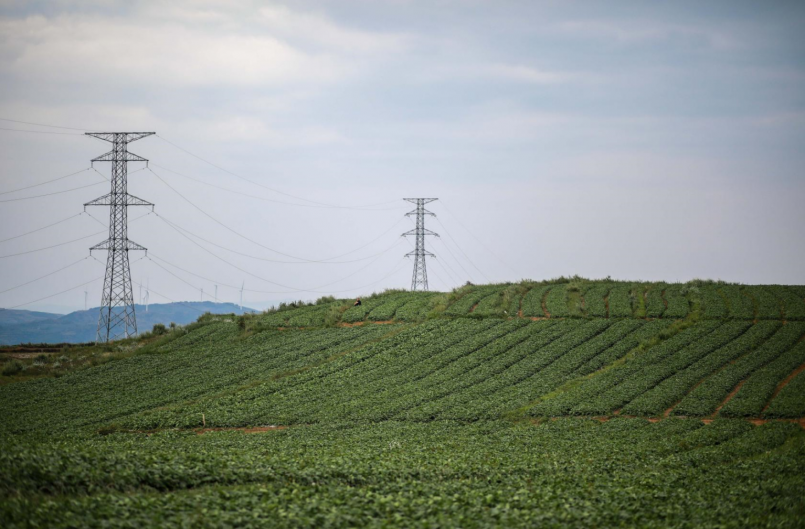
[402,198,438,291]
[85,132,155,342]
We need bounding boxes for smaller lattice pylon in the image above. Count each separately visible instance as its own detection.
[402,198,438,291]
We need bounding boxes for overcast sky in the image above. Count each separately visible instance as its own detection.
[1,0,804,313]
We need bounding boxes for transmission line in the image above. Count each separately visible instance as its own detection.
[0,168,92,196]
[150,167,403,264]
[0,230,105,259]
[150,163,404,211]
[439,201,521,279]
[0,180,106,203]
[0,126,84,136]
[155,212,404,264]
[156,135,403,211]
[0,257,90,295]
[0,212,84,243]
[0,117,87,131]
[149,215,406,294]
[1,276,103,310]
[433,217,490,283]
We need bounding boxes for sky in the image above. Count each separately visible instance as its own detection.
[0,0,804,313]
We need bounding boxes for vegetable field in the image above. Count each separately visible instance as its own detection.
[1,278,804,528]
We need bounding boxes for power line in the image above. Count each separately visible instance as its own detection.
[0,212,83,243]
[0,257,90,295]
[155,212,404,264]
[439,200,521,279]
[149,166,318,263]
[150,166,403,264]
[148,214,406,294]
[82,210,152,230]
[156,134,403,211]
[150,162,404,211]
[423,217,474,283]
[1,276,103,310]
[0,180,106,203]
[0,117,87,131]
[433,217,491,283]
[0,168,92,196]
[150,250,408,296]
[0,230,105,259]
[0,126,85,136]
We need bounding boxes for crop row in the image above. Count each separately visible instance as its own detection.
[582,284,609,317]
[446,319,621,419]
[1,322,393,435]
[644,285,665,318]
[544,284,571,318]
[719,340,805,418]
[341,295,387,323]
[444,286,500,316]
[148,319,508,428]
[367,292,416,321]
[606,284,633,318]
[521,285,551,317]
[402,320,616,421]
[619,321,781,416]
[3,418,804,528]
[579,322,750,415]
[763,359,805,418]
[471,291,507,317]
[526,321,670,417]
[393,293,437,321]
[225,320,512,425]
[671,322,805,417]
[561,321,723,416]
[398,320,576,420]
[115,320,461,429]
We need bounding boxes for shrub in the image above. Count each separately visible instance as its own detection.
[3,360,24,376]
[152,323,167,336]
[316,295,336,305]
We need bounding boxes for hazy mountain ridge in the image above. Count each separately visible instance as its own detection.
[0,302,256,345]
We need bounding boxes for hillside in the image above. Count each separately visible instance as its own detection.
[1,279,804,527]
[0,309,60,326]
[0,301,256,345]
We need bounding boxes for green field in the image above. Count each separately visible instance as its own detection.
[2,279,805,527]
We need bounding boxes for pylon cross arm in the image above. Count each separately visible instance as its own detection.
[84,193,154,208]
[85,132,155,143]
[91,150,149,163]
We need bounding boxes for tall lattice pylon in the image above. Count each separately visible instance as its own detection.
[402,198,438,291]
[85,132,155,342]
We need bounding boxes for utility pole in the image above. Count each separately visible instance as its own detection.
[214,284,218,304]
[85,132,155,342]
[200,287,204,302]
[402,198,439,291]
[84,291,88,311]
[239,281,244,311]
[144,280,149,312]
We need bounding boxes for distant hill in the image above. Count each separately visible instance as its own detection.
[0,302,256,345]
[0,309,61,326]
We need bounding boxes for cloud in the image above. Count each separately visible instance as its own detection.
[0,13,346,89]
[556,19,745,50]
